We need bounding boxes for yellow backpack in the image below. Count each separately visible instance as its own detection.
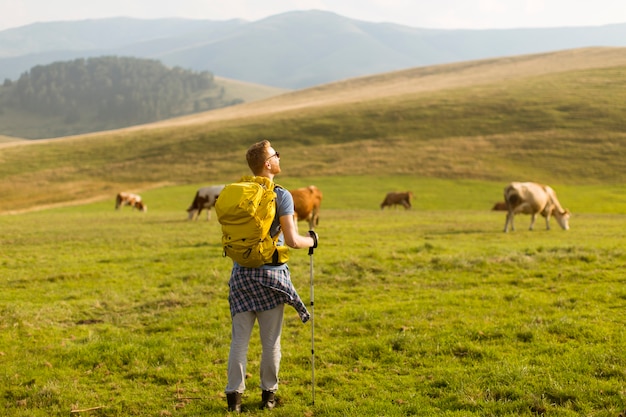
[215,176,289,267]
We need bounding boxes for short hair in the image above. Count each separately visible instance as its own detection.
[246,140,272,175]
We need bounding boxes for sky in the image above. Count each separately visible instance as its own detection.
[1,0,625,32]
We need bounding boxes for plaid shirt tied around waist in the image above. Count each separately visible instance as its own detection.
[229,265,310,323]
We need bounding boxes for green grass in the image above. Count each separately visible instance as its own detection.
[1,178,625,416]
[1,50,626,415]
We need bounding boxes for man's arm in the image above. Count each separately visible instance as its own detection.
[279,214,317,249]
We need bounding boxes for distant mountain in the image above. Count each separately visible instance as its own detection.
[1,11,626,89]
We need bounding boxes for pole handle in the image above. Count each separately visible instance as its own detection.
[308,230,318,255]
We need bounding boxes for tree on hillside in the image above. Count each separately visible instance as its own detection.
[3,56,231,127]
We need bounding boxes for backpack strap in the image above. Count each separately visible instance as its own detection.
[270,249,280,265]
[265,180,285,266]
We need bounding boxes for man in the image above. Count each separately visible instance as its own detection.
[225,140,318,412]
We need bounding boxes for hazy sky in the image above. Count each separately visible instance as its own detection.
[2,0,625,32]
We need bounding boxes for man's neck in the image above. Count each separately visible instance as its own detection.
[258,170,274,181]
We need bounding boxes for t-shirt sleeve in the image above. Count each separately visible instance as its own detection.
[276,187,294,218]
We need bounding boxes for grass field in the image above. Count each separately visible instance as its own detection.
[1,47,626,415]
[1,177,625,416]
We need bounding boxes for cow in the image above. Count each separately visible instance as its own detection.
[491,201,508,211]
[187,185,225,221]
[503,182,570,232]
[290,185,323,231]
[115,192,147,212]
[381,191,413,210]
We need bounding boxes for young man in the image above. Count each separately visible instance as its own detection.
[225,140,318,412]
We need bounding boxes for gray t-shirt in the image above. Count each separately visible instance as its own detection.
[270,186,294,245]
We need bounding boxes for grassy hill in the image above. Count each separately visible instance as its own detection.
[1,47,625,213]
[214,76,290,103]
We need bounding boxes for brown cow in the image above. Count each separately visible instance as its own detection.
[187,185,225,221]
[290,185,323,231]
[503,182,570,232]
[115,192,147,212]
[491,201,508,211]
[381,191,413,210]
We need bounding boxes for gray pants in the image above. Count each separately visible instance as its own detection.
[226,304,284,393]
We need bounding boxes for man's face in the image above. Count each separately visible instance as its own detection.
[265,147,281,174]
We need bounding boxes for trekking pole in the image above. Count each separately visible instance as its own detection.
[308,231,317,406]
[309,246,315,406]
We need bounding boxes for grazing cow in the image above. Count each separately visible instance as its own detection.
[503,182,570,232]
[290,185,323,231]
[381,191,413,210]
[115,192,147,212]
[491,201,508,211]
[187,185,225,221]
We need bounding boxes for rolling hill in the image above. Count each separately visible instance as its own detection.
[1,11,626,89]
[0,47,625,214]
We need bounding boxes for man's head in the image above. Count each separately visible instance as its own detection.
[246,140,281,177]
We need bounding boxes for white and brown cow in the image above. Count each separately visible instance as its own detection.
[290,185,323,231]
[187,185,225,221]
[503,182,570,232]
[115,192,147,212]
[381,191,413,210]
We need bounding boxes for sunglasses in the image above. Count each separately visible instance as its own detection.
[265,151,280,161]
